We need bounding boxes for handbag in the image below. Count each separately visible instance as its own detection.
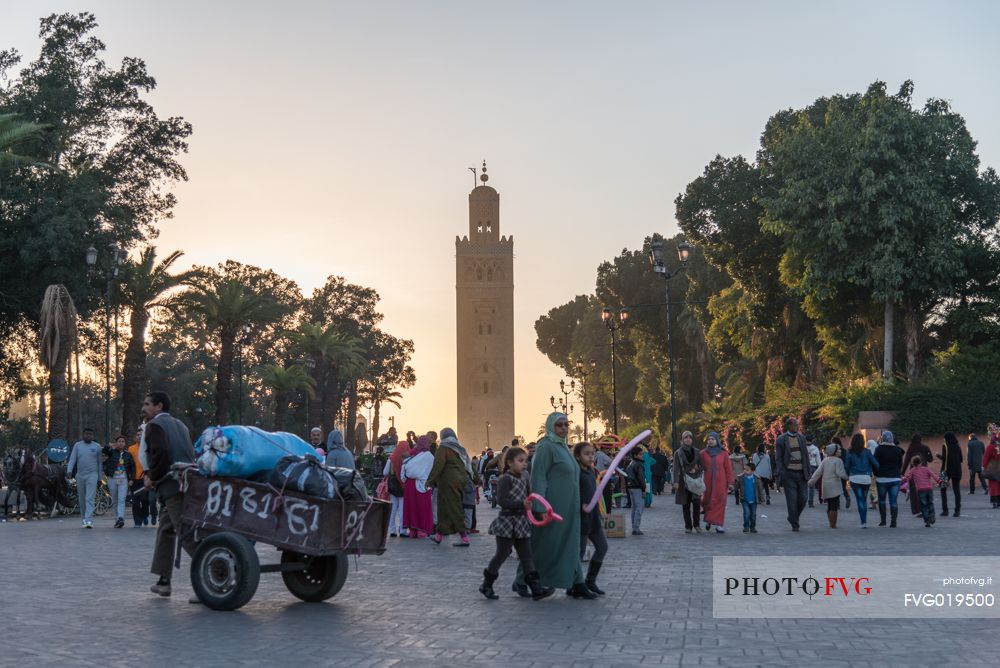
[387,461,405,497]
[984,457,1000,482]
[375,477,390,501]
[681,448,706,495]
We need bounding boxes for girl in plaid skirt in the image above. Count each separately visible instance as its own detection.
[478,447,554,601]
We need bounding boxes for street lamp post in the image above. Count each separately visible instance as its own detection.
[549,394,573,415]
[486,421,491,450]
[558,378,575,418]
[86,243,125,446]
[648,238,692,450]
[600,306,629,435]
[574,358,597,444]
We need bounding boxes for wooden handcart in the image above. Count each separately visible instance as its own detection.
[178,472,390,610]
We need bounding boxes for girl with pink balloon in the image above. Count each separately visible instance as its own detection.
[478,447,555,601]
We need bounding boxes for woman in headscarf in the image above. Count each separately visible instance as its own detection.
[672,430,704,533]
[700,431,734,533]
[902,433,933,516]
[401,436,434,538]
[324,429,355,470]
[427,427,473,546]
[384,439,410,537]
[513,413,595,600]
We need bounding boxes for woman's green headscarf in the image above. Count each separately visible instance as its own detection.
[544,412,568,446]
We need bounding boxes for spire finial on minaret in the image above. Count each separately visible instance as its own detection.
[480,160,489,183]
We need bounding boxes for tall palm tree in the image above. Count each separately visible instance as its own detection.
[359,382,401,451]
[39,285,78,441]
[187,280,287,425]
[289,323,367,433]
[332,344,368,451]
[260,364,316,430]
[118,247,201,435]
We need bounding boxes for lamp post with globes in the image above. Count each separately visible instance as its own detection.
[574,358,597,444]
[648,238,692,450]
[600,306,629,435]
[559,379,574,416]
[549,393,573,415]
[86,243,126,446]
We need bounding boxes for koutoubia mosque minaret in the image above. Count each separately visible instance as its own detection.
[455,162,515,449]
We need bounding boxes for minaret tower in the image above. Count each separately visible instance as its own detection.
[455,162,515,449]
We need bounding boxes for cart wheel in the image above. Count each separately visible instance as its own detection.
[190,532,260,611]
[280,550,348,602]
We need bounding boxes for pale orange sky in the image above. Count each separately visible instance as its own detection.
[5,2,999,444]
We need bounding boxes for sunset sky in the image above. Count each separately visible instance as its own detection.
[4,1,999,443]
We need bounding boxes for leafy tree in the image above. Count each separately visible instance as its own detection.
[675,155,820,393]
[535,235,722,434]
[304,276,383,338]
[358,331,415,454]
[0,12,190,402]
[760,81,1000,380]
[145,318,215,435]
[117,247,200,435]
[0,13,191,320]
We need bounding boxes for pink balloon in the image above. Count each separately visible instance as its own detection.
[525,492,564,527]
[583,429,652,513]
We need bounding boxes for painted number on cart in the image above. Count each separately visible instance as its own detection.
[345,509,364,542]
[204,480,235,517]
[203,481,321,536]
[284,498,320,536]
[239,487,273,519]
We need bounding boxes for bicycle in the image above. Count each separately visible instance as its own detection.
[62,478,113,516]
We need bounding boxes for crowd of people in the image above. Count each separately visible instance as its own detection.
[668,418,1000,534]
[32,394,1000,604]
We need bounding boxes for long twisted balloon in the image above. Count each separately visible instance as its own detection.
[583,429,652,513]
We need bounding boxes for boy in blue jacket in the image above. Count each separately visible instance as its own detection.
[738,462,766,533]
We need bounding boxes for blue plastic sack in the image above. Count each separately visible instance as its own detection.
[195,426,318,478]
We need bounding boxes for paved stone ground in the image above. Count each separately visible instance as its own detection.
[1,485,998,667]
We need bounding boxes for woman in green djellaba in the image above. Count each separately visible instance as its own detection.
[427,427,473,546]
[514,412,597,600]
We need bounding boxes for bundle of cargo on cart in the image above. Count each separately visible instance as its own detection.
[174,425,389,611]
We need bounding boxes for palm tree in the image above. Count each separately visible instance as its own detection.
[359,382,401,451]
[186,280,287,424]
[332,344,368,451]
[0,113,50,186]
[38,285,78,441]
[288,323,367,433]
[260,364,316,430]
[118,247,201,435]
